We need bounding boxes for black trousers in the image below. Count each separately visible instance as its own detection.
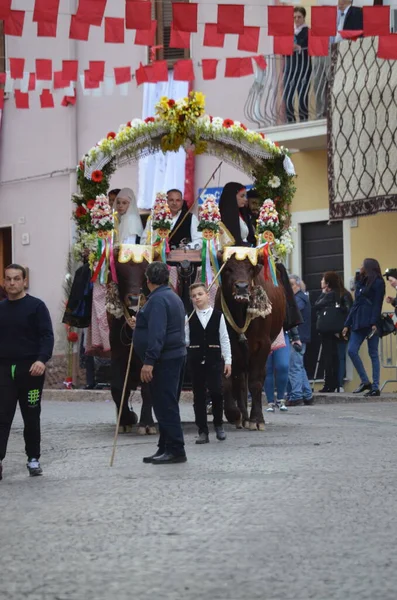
[190,360,223,435]
[321,334,339,391]
[0,361,45,461]
[149,357,186,457]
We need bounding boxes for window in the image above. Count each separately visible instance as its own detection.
[152,0,190,67]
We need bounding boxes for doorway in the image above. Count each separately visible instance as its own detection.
[0,226,12,285]
[301,220,344,380]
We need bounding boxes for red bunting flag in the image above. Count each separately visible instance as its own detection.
[267,6,294,37]
[89,61,105,82]
[363,6,390,37]
[33,0,60,23]
[217,5,244,34]
[308,33,329,57]
[37,21,57,37]
[0,0,11,20]
[253,55,267,71]
[40,89,54,109]
[126,1,152,30]
[339,30,363,41]
[203,23,225,48]
[0,90,4,110]
[62,60,79,82]
[15,90,29,109]
[105,17,125,43]
[273,36,294,56]
[28,73,36,91]
[61,91,77,107]
[36,59,52,81]
[9,58,25,79]
[84,70,100,89]
[134,20,157,46]
[135,63,148,86]
[0,74,5,85]
[114,66,132,85]
[172,3,198,33]
[174,59,195,81]
[377,34,397,60]
[238,26,260,53]
[75,0,107,26]
[53,71,71,89]
[4,10,25,36]
[311,6,337,37]
[147,61,168,82]
[170,24,190,49]
[69,15,90,40]
[202,59,218,80]
[225,57,253,78]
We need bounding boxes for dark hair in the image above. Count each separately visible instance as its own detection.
[5,263,27,279]
[323,271,342,292]
[219,182,255,246]
[294,6,306,17]
[146,262,169,285]
[362,258,382,287]
[247,188,261,200]
[336,273,350,298]
[109,188,121,197]
[167,188,183,197]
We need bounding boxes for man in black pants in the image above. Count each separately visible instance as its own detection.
[131,262,187,464]
[0,264,54,480]
[186,283,232,444]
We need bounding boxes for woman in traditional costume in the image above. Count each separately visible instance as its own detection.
[115,187,143,244]
[218,182,256,247]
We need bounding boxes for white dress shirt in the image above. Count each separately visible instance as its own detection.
[185,307,232,364]
[334,6,350,43]
[239,217,249,244]
[140,211,203,248]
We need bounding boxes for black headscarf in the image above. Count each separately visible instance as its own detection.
[219,182,255,246]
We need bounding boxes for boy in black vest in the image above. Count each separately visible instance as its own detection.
[186,283,232,444]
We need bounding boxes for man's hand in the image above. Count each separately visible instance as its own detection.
[386,296,393,304]
[30,361,46,376]
[224,364,232,378]
[342,327,349,339]
[140,364,153,383]
[127,316,136,329]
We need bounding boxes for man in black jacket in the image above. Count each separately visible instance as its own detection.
[132,262,187,464]
[0,264,54,481]
[335,0,363,43]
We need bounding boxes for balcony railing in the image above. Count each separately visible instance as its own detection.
[244,52,330,129]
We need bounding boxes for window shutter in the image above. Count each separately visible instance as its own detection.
[152,0,190,67]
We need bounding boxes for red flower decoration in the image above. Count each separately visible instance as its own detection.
[91,170,103,183]
[145,117,155,123]
[107,131,116,139]
[76,206,87,218]
[126,121,132,127]
[79,161,84,171]
[259,133,265,139]
[168,99,176,107]
[67,331,78,343]
[209,116,213,122]
[223,119,234,128]
[274,142,279,147]
[86,199,95,210]
[240,123,247,131]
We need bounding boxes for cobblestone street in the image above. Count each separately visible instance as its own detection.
[2,399,397,600]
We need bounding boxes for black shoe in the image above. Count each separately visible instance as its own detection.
[152,452,187,464]
[27,459,43,477]
[353,382,372,394]
[215,426,226,441]
[285,399,303,407]
[304,398,314,405]
[195,432,209,444]
[318,387,335,393]
[364,388,381,397]
[143,449,163,464]
[84,384,96,390]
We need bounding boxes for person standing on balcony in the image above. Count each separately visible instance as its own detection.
[283,7,312,123]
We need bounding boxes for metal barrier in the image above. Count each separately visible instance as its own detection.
[244,52,330,128]
[380,313,397,392]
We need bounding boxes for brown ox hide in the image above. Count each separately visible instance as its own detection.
[108,256,154,432]
[215,254,285,429]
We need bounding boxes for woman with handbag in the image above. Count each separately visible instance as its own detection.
[342,258,385,397]
[315,272,345,392]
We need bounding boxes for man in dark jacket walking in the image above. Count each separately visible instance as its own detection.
[0,264,54,481]
[287,275,313,405]
[132,262,187,464]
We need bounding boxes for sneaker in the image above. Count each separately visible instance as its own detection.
[266,404,275,412]
[215,426,226,441]
[195,432,209,445]
[27,459,43,477]
[280,401,288,412]
[364,388,381,397]
[337,387,345,393]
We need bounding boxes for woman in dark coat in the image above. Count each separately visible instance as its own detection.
[219,182,255,247]
[336,274,353,392]
[343,258,385,396]
[315,271,343,392]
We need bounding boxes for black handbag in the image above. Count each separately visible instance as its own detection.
[377,314,396,338]
[316,302,346,334]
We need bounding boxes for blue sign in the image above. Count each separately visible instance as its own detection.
[198,184,253,205]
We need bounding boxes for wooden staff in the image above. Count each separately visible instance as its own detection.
[186,260,227,323]
[169,161,223,242]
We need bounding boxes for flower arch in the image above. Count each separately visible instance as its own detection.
[72,91,296,257]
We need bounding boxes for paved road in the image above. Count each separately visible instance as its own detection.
[2,400,397,600]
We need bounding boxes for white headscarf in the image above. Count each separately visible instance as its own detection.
[116,187,143,243]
